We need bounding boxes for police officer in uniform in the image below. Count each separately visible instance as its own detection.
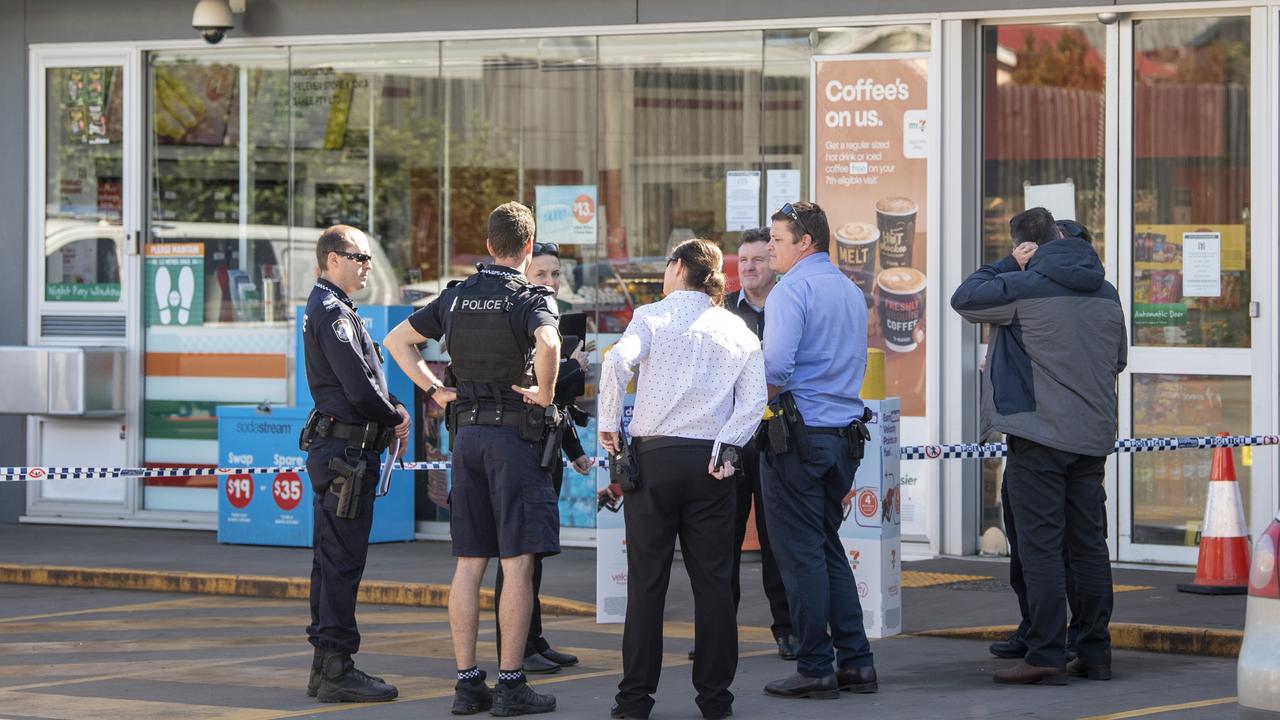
[300,225,407,704]
[384,202,561,716]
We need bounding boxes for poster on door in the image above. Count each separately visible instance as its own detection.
[145,243,205,327]
[812,53,931,540]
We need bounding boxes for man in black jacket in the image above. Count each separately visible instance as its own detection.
[718,227,796,660]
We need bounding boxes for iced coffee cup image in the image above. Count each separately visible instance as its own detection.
[875,196,917,268]
[834,220,879,298]
[877,266,926,352]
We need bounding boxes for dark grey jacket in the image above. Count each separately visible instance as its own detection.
[950,237,1127,457]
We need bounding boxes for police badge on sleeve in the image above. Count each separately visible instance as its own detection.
[332,317,354,343]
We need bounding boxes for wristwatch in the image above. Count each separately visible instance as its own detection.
[425,383,443,401]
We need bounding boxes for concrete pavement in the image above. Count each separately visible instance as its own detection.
[0,583,1241,720]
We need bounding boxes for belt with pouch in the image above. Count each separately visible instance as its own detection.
[450,403,525,428]
[301,410,393,452]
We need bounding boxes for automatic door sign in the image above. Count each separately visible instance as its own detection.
[272,472,303,511]
[226,473,253,509]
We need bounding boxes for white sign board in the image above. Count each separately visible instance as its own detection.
[1182,231,1222,297]
[1024,182,1076,222]
[725,171,761,232]
[765,169,802,219]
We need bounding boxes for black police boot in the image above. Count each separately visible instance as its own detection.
[451,670,493,715]
[306,646,323,697]
[490,680,556,716]
[316,650,398,703]
[309,647,384,697]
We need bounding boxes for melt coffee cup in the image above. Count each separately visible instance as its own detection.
[834,221,879,299]
[876,196,917,268]
[877,266,926,352]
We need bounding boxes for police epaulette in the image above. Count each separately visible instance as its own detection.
[526,284,555,296]
[446,279,464,289]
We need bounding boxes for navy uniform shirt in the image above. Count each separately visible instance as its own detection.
[303,278,402,427]
[407,264,559,409]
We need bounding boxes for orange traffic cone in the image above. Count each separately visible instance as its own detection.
[1177,433,1251,595]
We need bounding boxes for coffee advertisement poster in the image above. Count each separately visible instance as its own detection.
[812,54,930,417]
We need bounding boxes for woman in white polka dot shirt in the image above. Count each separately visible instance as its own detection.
[598,238,766,720]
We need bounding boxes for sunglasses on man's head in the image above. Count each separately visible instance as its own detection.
[333,250,372,264]
[532,242,560,257]
[779,202,813,241]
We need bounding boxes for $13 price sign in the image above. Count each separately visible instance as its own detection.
[272,472,303,511]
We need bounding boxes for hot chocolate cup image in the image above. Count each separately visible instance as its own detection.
[875,196,918,268]
[834,220,879,299]
[877,266,927,352]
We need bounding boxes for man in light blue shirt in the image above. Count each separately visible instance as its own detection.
[759,201,877,700]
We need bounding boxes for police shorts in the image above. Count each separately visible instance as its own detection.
[449,425,561,559]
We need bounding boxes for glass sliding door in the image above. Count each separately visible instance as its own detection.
[1119,15,1266,563]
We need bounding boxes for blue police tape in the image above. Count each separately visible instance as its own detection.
[4,434,1277,481]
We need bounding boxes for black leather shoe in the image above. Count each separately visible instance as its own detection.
[1065,658,1112,681]
[775,635,798,661]
[522,652,562,675]
[451,671,493,715]
[988,633,1028,659]
[836,665,878,693]
[610,703,648,719]
[316,651,398,703]
[992,661,1067,686]
[538,646,579,667]
[702,708,733,719]
[490,681,556,716]
[763,672,840,699]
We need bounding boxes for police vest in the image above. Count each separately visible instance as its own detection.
[445,271,548,387]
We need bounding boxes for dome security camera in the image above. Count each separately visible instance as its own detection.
[1096,12,1120,25]
[193,0,234,44]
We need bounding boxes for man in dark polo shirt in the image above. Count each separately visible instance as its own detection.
[715,227,796,661]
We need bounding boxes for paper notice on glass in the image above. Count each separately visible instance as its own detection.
[1182,231,1222,297]
[766,169,802,217]
[377,438,399,497]
[725,171,761,232]
[1024,182,1076,222]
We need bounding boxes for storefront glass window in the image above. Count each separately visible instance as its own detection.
[137,26,934,524]
[45,66,125,303]
[1132,374,1251,546]
[144,49,292,511]
[1132,17,1250,348]
[978,22,1108,542]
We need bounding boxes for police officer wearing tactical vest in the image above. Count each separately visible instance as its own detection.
[384,201,562,716]
[299,224,409,704]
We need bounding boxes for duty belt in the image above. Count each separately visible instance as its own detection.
[452,403,524,428]
[326,418,394,451]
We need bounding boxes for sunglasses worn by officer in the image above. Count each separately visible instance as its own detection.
[532,242,559,257]
[779,202,816,242]
[333,250,372,265]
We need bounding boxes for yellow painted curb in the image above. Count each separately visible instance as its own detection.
[914,622,1242,658]
[0,563,596,617]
